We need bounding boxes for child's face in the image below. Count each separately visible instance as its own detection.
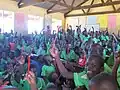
[86,59,102,79]
[30,67,37,77]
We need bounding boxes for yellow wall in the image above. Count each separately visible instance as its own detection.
[0,0,65,33]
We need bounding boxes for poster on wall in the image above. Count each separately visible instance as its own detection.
[108,15,116,29]
[97,15,108,28]
[87,16,97,24]
[15,12,25,28]
[15,12,27,34]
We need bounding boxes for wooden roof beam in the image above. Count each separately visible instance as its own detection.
[47,0,61,13]
[66,10,120,17]
[109,0,116,11]
[101,0,105,3]
[73,0,120,10]
[64,0,89,16]
[49,0,72,8]
[18,0,56,8]
[87,0,94,14]
[48,0,120,14]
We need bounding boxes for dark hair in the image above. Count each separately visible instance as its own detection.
[89,72,118,90]
[15,49,21,57]
[46,83,57,90]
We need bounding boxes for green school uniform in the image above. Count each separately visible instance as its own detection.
[80,34,84,41]
[37,78,46,90]
[0,58,7,71]
[11,77,45,90]
[93,38,100,43]
[101,35,106,41]
[17,45,21,50]
[117,44,120,51]
[46,42,51,55]
[103,49,107,58]
[11,79,30,90]
[0,71,4,77]
[22,39,26,46]
[0,34,4,42]
[60,50,79,62]
[83,36,90,43]
[73,63,113,89]
[34,46,38,54]
[117,67,120,86]
[105,36,109,41]
[106,54,114,67]
[41,65,55,78]
[104,63,112,73]
[37,48,46,56]
[25,45,32,54]
[74,71,89,89]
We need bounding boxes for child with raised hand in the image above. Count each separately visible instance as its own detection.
[50,43,106,90]
[112,51,120,87]
[25,71,37,90]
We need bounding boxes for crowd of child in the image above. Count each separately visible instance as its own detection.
[0,25,120,90]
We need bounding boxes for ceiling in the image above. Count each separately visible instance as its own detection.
[15,0,120,17]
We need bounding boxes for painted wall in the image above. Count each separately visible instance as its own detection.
[66,13,120,34]
[0,0,65,34]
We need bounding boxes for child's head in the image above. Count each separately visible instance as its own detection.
[9,51,15,59]
[89,44,103,57]
[86,55,104,79]
[43,55,53,65]
[48,72,59,84]
[89,72,118,90]
[30,64,37,77]
[46,83,57,90]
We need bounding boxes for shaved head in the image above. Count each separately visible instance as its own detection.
[89,72,118,90]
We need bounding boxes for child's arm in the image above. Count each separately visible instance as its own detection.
[25,71,38,90]
[112,52,120,87]
[50,45,73,79]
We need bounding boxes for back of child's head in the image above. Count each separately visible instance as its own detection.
[14,49,21,58]
[89,72,118,90]
[90,44,103,57]
[46,83,57,90]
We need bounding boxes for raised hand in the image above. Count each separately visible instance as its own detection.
[114,51,120,64]
[25,71,36,85]
[50,38,59,58]
[50,45,59,58]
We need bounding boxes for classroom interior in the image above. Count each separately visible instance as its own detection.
[0,0,120,35]
[0,0,120,90]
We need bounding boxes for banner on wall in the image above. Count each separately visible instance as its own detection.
[97,15,108,28]
[15,12,27,34]
[15,12,25,29]
[108,15,116,29]
[87,16,97,24]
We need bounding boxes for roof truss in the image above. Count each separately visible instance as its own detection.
[17,0,120,17]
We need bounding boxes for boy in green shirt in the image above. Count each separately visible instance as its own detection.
[50,44,117,90]
[60,43,78,62]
